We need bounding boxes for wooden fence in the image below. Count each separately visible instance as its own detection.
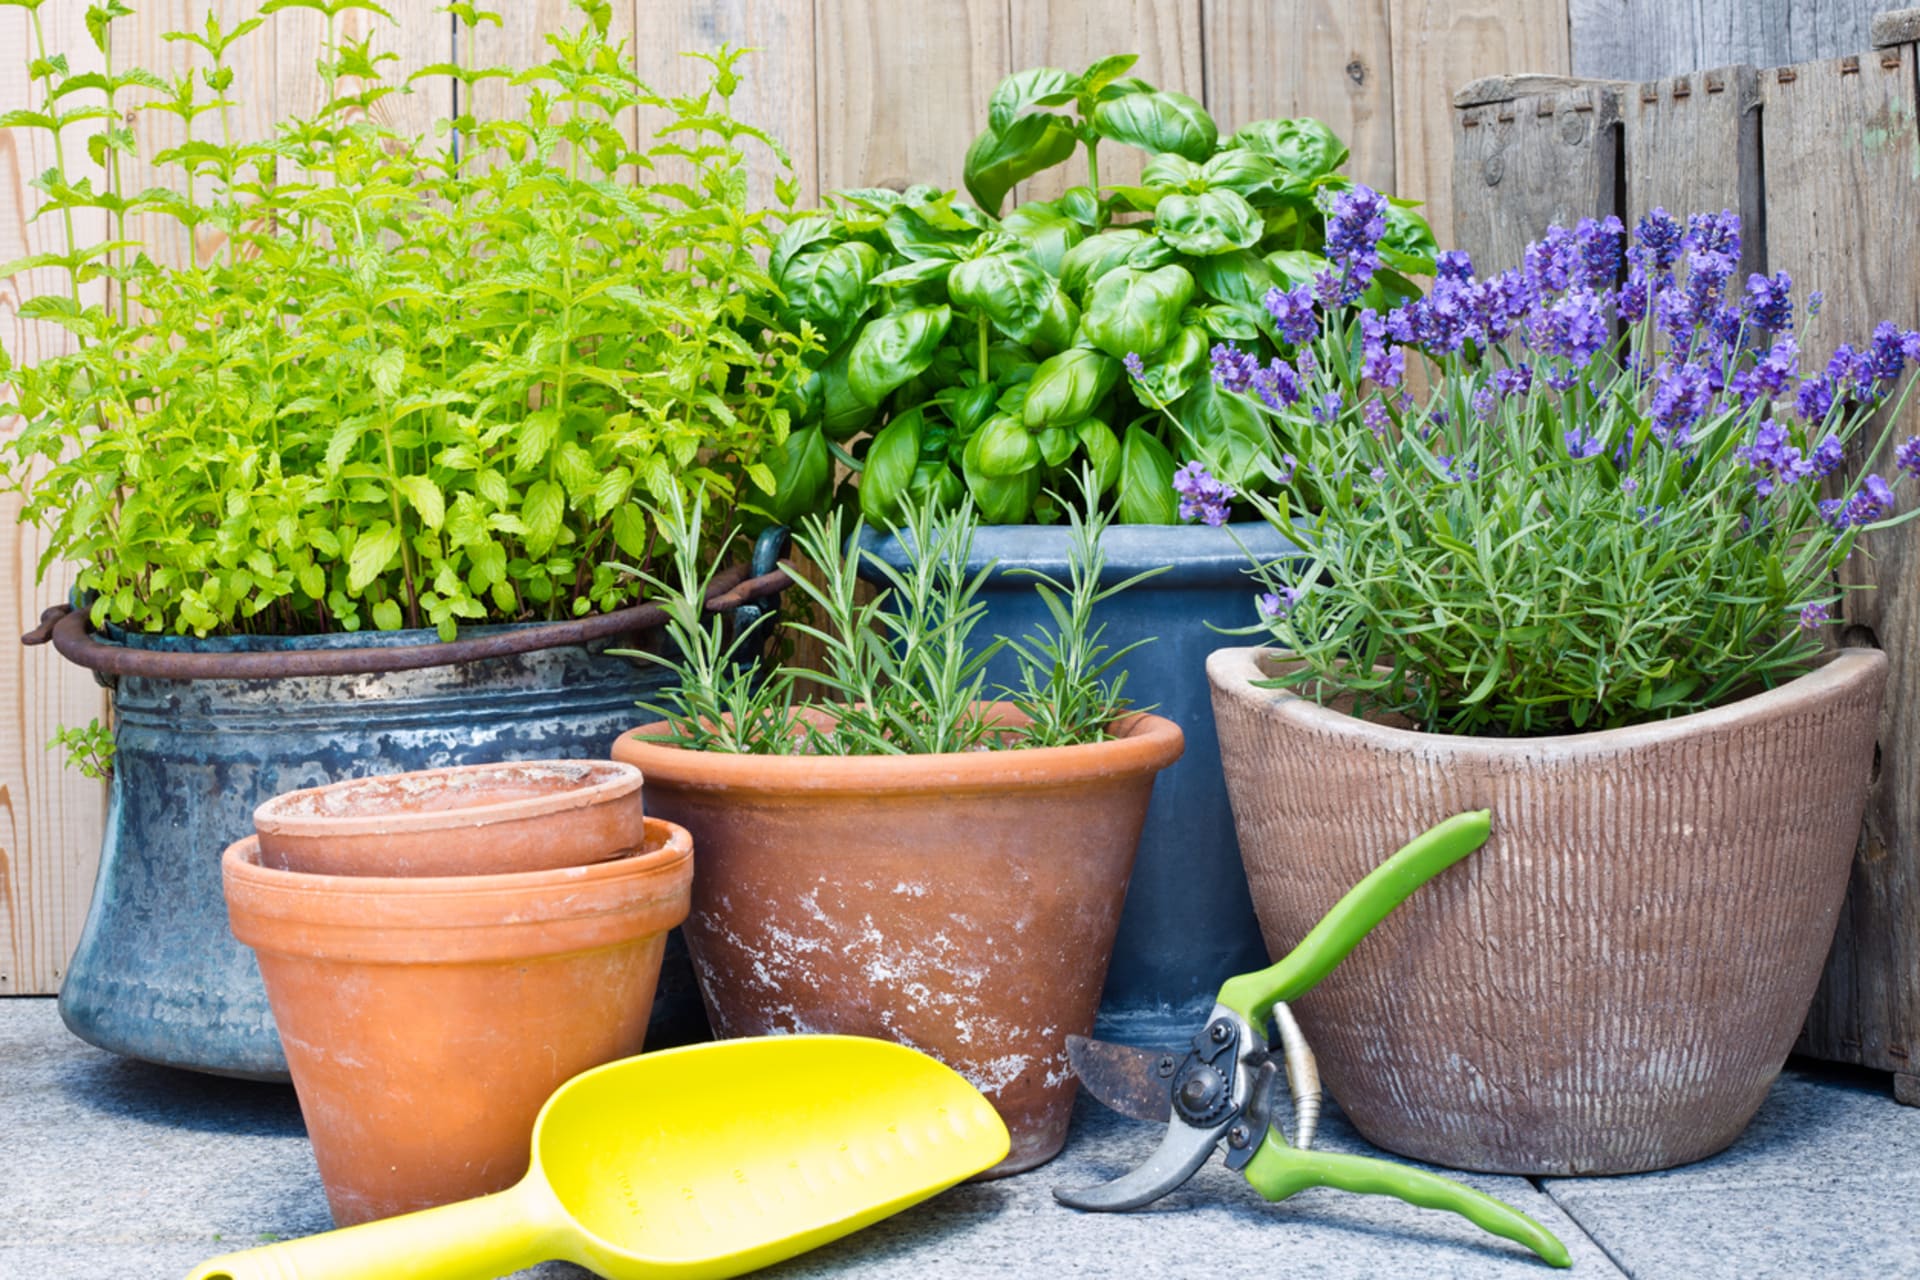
[0,1,1908,1000]
[1447,9,1920,1102]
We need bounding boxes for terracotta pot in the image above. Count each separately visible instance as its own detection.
[1208,645,1887,1175]
[611,705,1183,1176]
[252,759,646,876]
[223,817,693,1225]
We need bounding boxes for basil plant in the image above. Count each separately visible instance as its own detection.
[761,54,1437,527]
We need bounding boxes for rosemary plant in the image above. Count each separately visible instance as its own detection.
[627,484,1155,755]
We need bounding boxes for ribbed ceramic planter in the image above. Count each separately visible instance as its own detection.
[223,817,694,1227]
[1208,646,1887,1175]
[612,706,1183,1176]
[856,521,1301,1039]
[253,759,647,876]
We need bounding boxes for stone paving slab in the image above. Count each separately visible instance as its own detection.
[5,996,1914,1279]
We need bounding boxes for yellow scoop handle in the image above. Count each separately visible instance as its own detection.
[188,1183,564,1280]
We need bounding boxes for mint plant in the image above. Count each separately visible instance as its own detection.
[763,55,1435,528]
[0,1,815,639]
[626,477,1156,755]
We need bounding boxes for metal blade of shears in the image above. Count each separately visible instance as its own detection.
[1064,1034,1177,1124]
[1051,1112,1229,1211]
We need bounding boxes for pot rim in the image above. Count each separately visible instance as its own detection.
[252,759,643,840]
[1206,645,1888,755]
[611,704,1184,795]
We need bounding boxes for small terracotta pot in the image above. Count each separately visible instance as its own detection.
[611,705,1182,1176]
[252,759,646,876]
[1208,645,1886,1175]
[223,817,693,1225]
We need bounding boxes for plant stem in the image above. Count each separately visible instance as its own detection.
[976,309,990,383]
[30,10,80,307]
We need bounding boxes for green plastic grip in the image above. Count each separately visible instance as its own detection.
[1217,810,1491,1028]
[1242,1140,1571,1267]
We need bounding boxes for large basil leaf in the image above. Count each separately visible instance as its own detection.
[989,66,1078,132]
[1232,117,1348,180]
[1192,249,1278,307]
[885,201,987,262]
[1379,199,1439,277]
[1156,189,1263,256]
[963,425,1041,522]
[1264,248,1328,288]
[804,345,880,440]
[1035,425,1078,468]
[1200,150,1283,201]
[948,249,1060,343]
[999,200,1085,276]
[1060,228,1148,297]
[1028,290,1080,357]
[1082,54,1139,95]
[757,424,831,526]
[1192,301,1263,342]
[1125,235,1182,269]
[1175,378,1266,490]
[963,113,1077,215]
[1140,152,1203,189]
[777,240,881,349]
[770,214,835,280]
[1081,264,1195,361]
[1024,348,1120,428]
[1134,324,1208,404]
[859,409,922,526]
[1118,425,1178,524]
[1077,417,1122,494]
[1056,185,1102,227]
[847,305,953,406]
[970,413,1041,477]
[944,381,1000,438]
[1091,90,1217,161]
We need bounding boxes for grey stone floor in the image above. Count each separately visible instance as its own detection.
[3,996,1915,1279]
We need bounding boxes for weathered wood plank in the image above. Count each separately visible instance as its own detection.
[1570,0,1893,82]
[1623,65,1764,282]
[1874,8,1920,46]
[1201,0,1394,195]
[1763,45,1920,1085]
[1451,80,1621,275]
[0,5,113,996]
[1388,0,1573,270]
[629,1,818,210]
[813,0,1009,200]
[1011,0,1204,202]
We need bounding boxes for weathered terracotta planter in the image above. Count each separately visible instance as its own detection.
[611,705,1183,1176]
[252,759,646,876]
[223,817,693,1225]
[1208,645,1887,1175]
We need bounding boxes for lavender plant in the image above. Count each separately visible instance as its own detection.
[0,1,813,639]
[1180,194,1920,735]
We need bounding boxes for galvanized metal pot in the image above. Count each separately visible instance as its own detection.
[50,535,785,1080]
[1209,645,1887,1175]
[856,521,1300,1041]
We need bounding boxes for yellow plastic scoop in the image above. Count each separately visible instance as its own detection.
[187,1035,1009,1280]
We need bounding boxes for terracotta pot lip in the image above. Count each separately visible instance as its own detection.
[1206,645,1888,754]
[252,759,643,838]
[611,704,1184,794]
[224,816,691,905]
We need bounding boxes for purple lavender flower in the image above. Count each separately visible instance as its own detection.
[1251,358,1302,409]
[1359,311,1404,387]
[1362,398,1391,438]
[1319,184,1388,304]
[1525,224,1578,294]
[1649,360,1712,447]
[1436,249,1474,281]
[1819,497,1848,527]
[1685,211,1742,263]
[1634,208,1684,271]
[1904,331,1920,364]
[1808,290,1824,317]
[1847,473,1897,526]
[1312,392,1344,425]
[1826,344,1876,402]
[1896,435,1920,480]
[1211,342,1257,393]
[1620,475,1639,494]
[1173,461,1235,526]
[1564,427,1604,459]
[1274,452,1298,485]
[1799,602,1830,631]
[1869,320,1908,386]
[1123,352,1145,378]
[1576,215,1626,289]
[1472,387,1498,422]
[1369,464,1387,483]
[1530,288,1610,368]
[1731,336,1799,404]
[1492,364,1533,399]
[1737,421,1814,496]
[1262,283,1318,346]
[1744,272,1793,333]
[1618,263,1651,323]
[1796,374,1835,424]
[1257,584,1306,620]
[1811,436,1846,479]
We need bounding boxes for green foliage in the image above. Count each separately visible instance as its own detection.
[49,718,114,780]
[766,55,1433,527]
[0,4,816,638]
[626,481,1153,755]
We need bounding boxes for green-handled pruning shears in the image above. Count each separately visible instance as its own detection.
[1054,810,1571,1269]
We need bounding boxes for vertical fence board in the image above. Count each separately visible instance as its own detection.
[1571,0,1893,82]
[1008,0,1203,202]
[1623,64,1764,281]
[1764,44,1920,1095]
[1202,0,1395,194]
[813,0,1009,199]
[1451,78,1621,273]
[0,6,112,995]
[1388,0,1573,261]
[630,1,819,210]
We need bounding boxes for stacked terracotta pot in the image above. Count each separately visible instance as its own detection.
[222,760,693,1226]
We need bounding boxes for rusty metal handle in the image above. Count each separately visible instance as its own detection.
[23,562,792,681]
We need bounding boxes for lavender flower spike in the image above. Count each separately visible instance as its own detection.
[1172,461,1235,527]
